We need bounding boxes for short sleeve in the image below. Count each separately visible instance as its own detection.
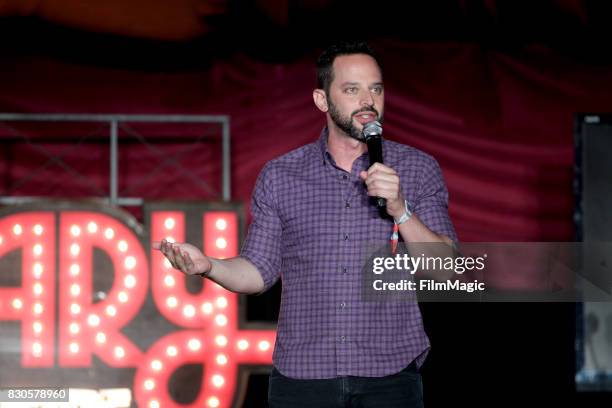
[240,163,282,294]
[413,156,458,242]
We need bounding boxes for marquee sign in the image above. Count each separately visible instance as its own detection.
[0,202,276,408]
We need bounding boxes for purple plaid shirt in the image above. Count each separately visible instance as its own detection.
[240,128,456,379]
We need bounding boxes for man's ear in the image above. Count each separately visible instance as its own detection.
[313,89,328,113]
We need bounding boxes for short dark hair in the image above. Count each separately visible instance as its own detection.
[316,41,380,96]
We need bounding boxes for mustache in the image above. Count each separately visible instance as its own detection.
[351,107,379,117]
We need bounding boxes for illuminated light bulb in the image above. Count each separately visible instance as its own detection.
[215,335,228,347]
[216,354,228,365]
[183,304,196,318]
[70,284,81,296]
[33,322,43,334]
[32,342,42,356]
[166,237,175,243]
[70,303,81,315]
[13,224,23,235]
[33,224,43,235]
[212,374,225,387]
[188,338,201,351]
[215,218,227,231]
[215,238,227,249]
[164,275,175,287]
[70,264,80,276]
[237,339,249,351]
[33,283,43,296]
[114,346,125,359]
[166,297,178,308]
[33,244,43,256]
[0,235,3,245]
[124,275,136,288]
[69,342,79,353]
[70,243,80,256]
[151,360,163,371]
[144,379,155,391]
[201,302,213,314]
[118,291,128,303]
[215,297,228,308]
[106,305,117,317]
[149,400,160,408]
[96,332,106,344]
[87,314,100,327]
[33,303,43,314]
[208,396,220,408]
[33,263,43,278]
[258,340,271,351]
[70,225,81,237]
[166,346,178,357]
[124,256,136,270]
[12,298,23,310]
[69,323,80,334]
[87,222,98,233]
[117,240,128,252]
[164,258,172,269]
[104,228,114,240]
[164,217,175,230]
[215,314,228,326]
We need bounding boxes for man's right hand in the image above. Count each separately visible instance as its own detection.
[152,239,212,277]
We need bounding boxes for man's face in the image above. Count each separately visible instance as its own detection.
[326,54,384,142]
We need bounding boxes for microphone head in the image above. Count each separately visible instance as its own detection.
[362,120,383,140]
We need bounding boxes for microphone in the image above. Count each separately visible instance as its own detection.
[363,120,386,209]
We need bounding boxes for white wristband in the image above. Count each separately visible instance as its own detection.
[394,200,413,225]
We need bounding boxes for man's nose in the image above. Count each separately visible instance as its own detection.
[359,90,375,108]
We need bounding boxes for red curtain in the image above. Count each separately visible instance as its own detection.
[2,40,612,241]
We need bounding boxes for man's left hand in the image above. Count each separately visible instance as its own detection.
[359,163,405,220]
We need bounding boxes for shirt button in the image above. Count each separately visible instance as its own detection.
[342,174,348,180]
[342,267,347,274]
[340,302,346,308]
[343,234,349,241]
[340,335,346,342]
[345,202,350,208]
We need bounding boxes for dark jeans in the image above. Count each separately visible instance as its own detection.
[268,362,424,408]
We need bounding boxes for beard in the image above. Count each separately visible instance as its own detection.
[327,97,383,142]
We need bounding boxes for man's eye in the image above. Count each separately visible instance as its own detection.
[372,87,383,94]
[345,87,358,94]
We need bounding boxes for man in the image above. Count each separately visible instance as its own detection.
[155,41,456,407]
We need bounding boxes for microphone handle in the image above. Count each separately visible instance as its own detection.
[365,135,387,209]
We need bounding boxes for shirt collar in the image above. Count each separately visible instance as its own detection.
[317,126,382,167]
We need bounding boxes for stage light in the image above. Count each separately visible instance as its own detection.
[70,303,81,315]
[96,332,106,344]
[70,225,81,237]
[70,243,80,256]
[88,314,100,327]
[215,297,227,308]
[215,354,227,365]
[149,399,160,408]
[166,297,178,308]
[215,238,227,249]
[215,335,228,347]
[33,283,43,296]
[106,305,117,317]
[237,339,249,350]
[33,322,43,334]
[258,340,271,351]
[208,396,220,407]
[151,360,162,371]
[212,374,224,387]
[201,302,213,314]
[118,240,128,252]
[32,342,42,356]
[144,379,155,391]
[69,342,79,354]
[215,314,227,327]
[183,304,195,318]
[114,346,125,359]
[87,221,98,233]
[164,275,175,287]
[166,346,178,357]
[33,224,43,235]
[124,275,136,288]
[12,298,23,310]
[125,256,136,269]
[104,227,114,239]
[34,263,43,277]
[33,244,43,256]
[69,323,80,334]
[187,338,201,351]
[70,284,81,296]
[33,303,43,314]
[215,218,227,231]
[164,218,175,230]
[13,224,22,235]
[118,291,128,303]
[70,264,80,276]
